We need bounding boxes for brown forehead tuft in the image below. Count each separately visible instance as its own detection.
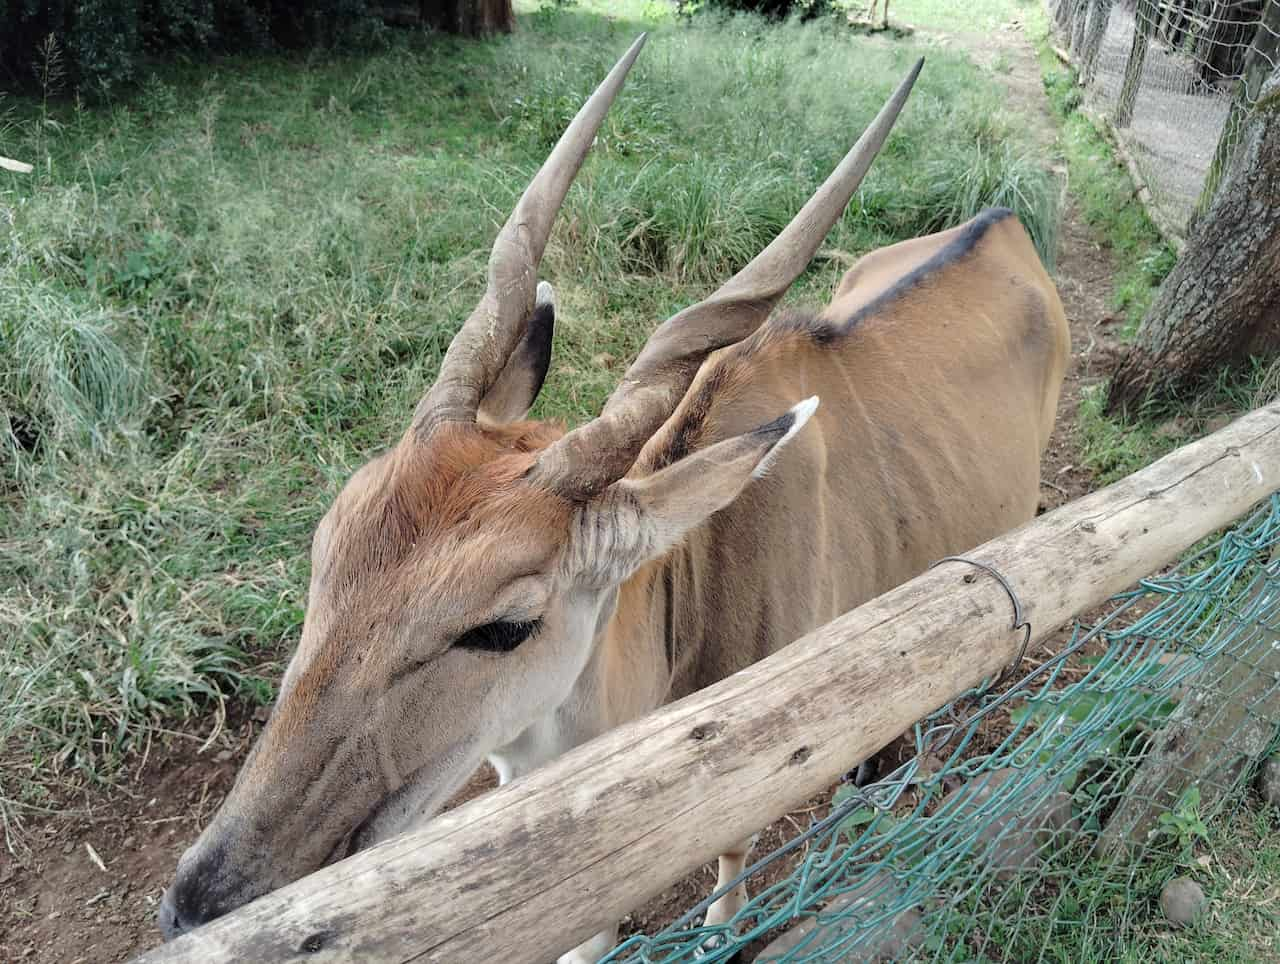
[328,419,571,581]
[390,420,569,532]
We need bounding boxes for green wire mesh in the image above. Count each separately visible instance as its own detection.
[604,495,1280,963]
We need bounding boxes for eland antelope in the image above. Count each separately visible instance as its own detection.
[160,36,1068,963]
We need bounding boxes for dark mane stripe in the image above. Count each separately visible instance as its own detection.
[645,208,1017,472]
[842,206,1016,330]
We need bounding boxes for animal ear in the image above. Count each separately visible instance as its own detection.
[478,282,556,425]
[577,397,819,583]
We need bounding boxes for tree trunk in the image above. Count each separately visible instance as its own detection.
[1082,0,1115,86]
[1107,61,1280,415]
[1116,0,1157,127]
[1195,0,1280,221]
[419,0,514,35]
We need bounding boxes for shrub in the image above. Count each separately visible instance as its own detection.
[677,0,835,19]
[2,0,384,97]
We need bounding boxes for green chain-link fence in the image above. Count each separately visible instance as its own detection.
[605,495,1280,962]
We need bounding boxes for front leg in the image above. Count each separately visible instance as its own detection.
[704,833,759,929]
[557,924,620,964]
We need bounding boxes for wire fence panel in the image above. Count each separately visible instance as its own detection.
[604,495,1280,962]
[1052,0,1278,241]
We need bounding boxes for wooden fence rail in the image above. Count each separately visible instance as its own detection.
[138,401,1280,963]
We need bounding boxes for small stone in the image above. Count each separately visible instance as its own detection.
[122,835,137,850]
[936,769,1078,881]
[1257,755,1280,808]
[1159,877,1206,927]
[757,870,922,962]
[214,748,234,763]
[253,705,271,723]
[1153,417,1189,441]
[1204,413,1233,435]
[61,841,75,856]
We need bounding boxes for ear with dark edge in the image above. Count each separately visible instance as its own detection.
[478,282,556,425]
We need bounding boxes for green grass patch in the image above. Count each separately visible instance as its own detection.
[1077,356,1277,483]
[892,0,1037,33]
[991,802,1280,963]
[0,0,1058,822]
[1034,37,1175,334]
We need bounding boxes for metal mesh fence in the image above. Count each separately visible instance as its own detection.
[603,495,1280,962]
[1050,0,1279,241]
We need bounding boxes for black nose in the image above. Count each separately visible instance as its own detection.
[158,888,186,940]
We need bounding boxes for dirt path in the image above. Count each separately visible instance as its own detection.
[0,19,1128,964]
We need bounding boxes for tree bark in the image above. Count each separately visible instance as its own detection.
[1116,0,1157,127]
[419,0,514,35]
[1195,0,1280,220]
[1107,61,1280,415]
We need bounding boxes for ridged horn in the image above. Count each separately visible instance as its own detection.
[530,58,924,499]
[412,34,648,436]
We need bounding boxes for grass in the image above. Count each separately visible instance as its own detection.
[1034,40,1175,335]
[0,0,1058,824]
[961,802,1280,963]
[1025,10,1276,484]
[892,0,1038,32]
[1076,356,1280,483]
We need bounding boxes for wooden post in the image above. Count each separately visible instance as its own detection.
[1054,0,1076,33]
[137,404,1280,964]
[1116,0,1158,126]
[1071,0,1093,55]
[1082,0,1115,86]
[1195,0,1280,220]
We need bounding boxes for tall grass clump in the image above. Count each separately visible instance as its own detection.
[918,141,1059,271]
[0,0,1058,833]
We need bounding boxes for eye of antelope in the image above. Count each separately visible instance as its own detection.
[454,618,543,654]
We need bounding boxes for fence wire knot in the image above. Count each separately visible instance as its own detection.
[929,555,1033,690]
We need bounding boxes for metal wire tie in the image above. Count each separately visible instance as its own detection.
[929,554,1032,691]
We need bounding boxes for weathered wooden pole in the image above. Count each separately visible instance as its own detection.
[1072,0,1094,55]
[1082,0,1116,86]
[137,403,1280,964]
[1116,0,1158,126]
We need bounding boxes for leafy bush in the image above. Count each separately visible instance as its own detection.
[2,0,384,96]
[677,0,835,18]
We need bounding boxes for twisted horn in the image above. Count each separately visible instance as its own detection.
[412,34,648,436]
[531,58,925,500]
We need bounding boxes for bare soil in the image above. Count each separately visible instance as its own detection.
[0,19,1133,964]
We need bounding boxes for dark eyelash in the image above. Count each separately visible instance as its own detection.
[454,619,542,654]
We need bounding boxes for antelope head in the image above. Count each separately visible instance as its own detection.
[159,37,921,938]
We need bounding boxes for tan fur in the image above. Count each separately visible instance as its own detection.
[161,210,1068,963]
[625,210,1069,700]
